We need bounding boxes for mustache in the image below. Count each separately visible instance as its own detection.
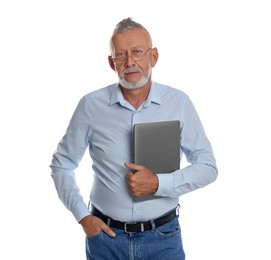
[122,67,143,74]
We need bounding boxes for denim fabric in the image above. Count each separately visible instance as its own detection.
[86,217,185,260]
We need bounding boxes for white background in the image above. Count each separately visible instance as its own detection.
[1,0,270,259]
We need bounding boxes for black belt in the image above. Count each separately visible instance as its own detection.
[91,207,177,233]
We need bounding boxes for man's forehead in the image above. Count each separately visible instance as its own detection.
[111,29,151,49]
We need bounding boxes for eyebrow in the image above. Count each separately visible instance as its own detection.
[116,46,148,52]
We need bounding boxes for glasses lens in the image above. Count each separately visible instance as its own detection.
[113,48,151,64]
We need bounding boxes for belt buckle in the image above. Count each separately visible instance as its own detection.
[176,204,180,217]
[124,221,141,233]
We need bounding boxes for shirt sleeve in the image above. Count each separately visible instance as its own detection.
[155,95,218,197]
[50,96,92,222]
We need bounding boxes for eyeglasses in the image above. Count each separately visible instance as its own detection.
[112,48,152,64]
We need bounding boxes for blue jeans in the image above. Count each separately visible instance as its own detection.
[85,217,185,260]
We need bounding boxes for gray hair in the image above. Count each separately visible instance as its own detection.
[113,17,145,34]
[111,18,152,47]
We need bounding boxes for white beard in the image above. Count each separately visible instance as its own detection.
[119,68,152,90]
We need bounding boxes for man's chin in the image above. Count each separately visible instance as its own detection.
[120,81,144,90]
[120,71,151,90]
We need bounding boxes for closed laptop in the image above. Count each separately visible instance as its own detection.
[133,120,180,173]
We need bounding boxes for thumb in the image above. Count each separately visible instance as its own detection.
[124,162,143,171]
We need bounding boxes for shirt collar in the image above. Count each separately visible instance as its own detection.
[109,83,125,106]
[144,81,161,107]
[110,82,161,107]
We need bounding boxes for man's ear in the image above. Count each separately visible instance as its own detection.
[151,47,159,67]
[108,56,116,71]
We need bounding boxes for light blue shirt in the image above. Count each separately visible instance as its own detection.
[50,82,218,222]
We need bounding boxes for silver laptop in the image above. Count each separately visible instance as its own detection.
[133,120,180,173]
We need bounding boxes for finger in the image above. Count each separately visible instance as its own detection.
[126,172,135,181]
[100,222,116,237]
[124,162,144,171]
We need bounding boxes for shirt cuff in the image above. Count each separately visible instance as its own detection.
[72,202,91,223]
[155,173,174,197]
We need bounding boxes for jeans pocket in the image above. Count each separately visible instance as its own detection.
[86,231,104,239]
[154,218,181,238]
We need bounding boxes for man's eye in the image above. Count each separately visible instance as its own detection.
[116,53,126,58]
[132,50,143,55]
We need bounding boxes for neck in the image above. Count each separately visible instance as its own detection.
[121,82,151,110]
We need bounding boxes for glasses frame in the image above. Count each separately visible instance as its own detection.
[112,48,152,64]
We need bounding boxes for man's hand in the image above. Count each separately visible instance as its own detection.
[79,215,116,237]
[125,162,159,197]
